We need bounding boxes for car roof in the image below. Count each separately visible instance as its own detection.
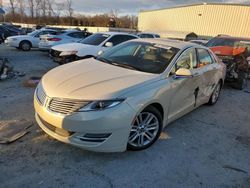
[138,32,159,35]
[215,36,250,41]
[132,38,201,49]
[97,31,138,37]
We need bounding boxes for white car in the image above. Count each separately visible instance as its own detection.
[39,30,91,51]
[34,39,226,152]
[4,29,57,51]
[50,32,138,64]
[137,32,160,38]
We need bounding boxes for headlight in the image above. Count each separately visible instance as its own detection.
[59,51,77,56]
[78,99,125,112]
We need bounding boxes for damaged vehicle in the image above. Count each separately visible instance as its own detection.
[34,39,226,152]
[207,36,250,89]
[49,32,138,64]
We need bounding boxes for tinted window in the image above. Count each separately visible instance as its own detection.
[105,35,137,46]
[197,49,213,67]
[82,33,110,46]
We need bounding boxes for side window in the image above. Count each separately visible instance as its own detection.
[106,35,136,46]
[197,49,213,67]
[170,48,197,74]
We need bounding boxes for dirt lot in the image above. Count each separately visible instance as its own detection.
[0,45,250,188]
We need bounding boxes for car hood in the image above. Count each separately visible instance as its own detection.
[7,35,31,40]
[42,58,160,100]
[52,43,93,52]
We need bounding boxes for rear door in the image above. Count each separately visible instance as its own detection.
[167,47,203,122]
[196,48,218,101]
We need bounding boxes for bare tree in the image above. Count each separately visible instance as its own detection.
[47,0,55,17]
[17,0,25,22]
[40,0,47,17]
[54,2,65,24]
[9,0,16,17]
[65,0,73,25]
[28,0,34,18]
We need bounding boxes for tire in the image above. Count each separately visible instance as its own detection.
[232,72,247,90]
[208,81,221,105]
[128,106,162,151]
[20,41,31,51]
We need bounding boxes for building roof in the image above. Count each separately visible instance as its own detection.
[140,3,250,13]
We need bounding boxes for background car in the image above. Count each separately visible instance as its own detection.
[4,29,57,51]
[206,36,250,89]
[137,32,160,38]
[39,30,92,51]
[0,24,26,43]
[50,32,138,64]
[35,39,226,152]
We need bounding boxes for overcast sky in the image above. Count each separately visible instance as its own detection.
[71,0,250,15]
[2,0,250,16]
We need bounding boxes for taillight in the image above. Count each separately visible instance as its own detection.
[48,38,61,41]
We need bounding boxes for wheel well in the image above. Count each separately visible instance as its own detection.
[219,79,223,87]
[20,40,32,48]
[147,103,164,118]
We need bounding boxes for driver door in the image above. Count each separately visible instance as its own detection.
[167,47,203,122]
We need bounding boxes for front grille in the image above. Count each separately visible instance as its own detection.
[48,98,89,115]
[50,49,61,58]
[36,86,46,105]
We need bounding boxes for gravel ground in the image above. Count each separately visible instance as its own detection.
[0,45,250,188]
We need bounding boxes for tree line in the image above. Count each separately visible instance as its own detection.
[0,0,138,28]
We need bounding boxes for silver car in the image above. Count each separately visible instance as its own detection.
[34,39,226,152]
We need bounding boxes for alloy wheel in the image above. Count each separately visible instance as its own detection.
[211,83,221,103]
[128,112,160,148]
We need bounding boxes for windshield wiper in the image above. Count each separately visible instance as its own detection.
[97,57,111,64]
[109,62,137,70]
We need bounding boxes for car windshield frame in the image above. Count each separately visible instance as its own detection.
[28,30,40,36]
[81,33,110,46]
[97,41,180,74]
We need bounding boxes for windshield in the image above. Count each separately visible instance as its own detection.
[206,38,236,47]
[82,33,110,45]
[97,41,179,74]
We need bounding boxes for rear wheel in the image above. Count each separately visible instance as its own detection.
[208,82,221,105]
[20,41,31,51]
[128,106,162,150]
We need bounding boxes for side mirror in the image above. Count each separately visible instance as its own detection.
[97,50,104,56]
[105,42,113,47]
[175,68,192,78]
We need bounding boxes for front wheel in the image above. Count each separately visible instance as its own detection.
[20,41,31,51]
[208,82,221,105]
[128,106,162,150]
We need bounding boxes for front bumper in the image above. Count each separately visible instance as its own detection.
[34,92,136,152]
[39,43,52,51]
[4,39,18,47]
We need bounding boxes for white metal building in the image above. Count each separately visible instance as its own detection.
[138,3,250,38]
